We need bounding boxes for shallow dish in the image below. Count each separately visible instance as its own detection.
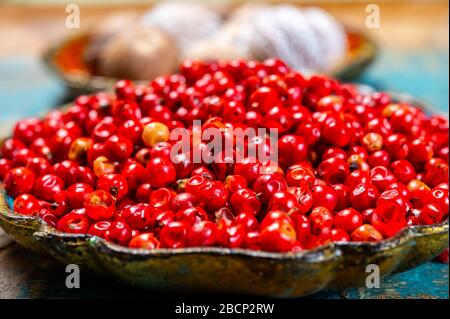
[0,185,447,297]
[0,91,447,297]
[42,29,377,97]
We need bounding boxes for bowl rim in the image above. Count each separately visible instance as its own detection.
[1,184,448,260]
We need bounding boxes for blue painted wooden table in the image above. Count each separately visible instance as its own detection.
[0,48,448,299]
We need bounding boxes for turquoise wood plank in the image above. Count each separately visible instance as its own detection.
[0,56,65,135]
[356,49,449,114]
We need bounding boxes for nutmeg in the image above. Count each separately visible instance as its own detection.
[96,26,179,81]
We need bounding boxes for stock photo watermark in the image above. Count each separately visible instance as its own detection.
[65,4,80,29]
[65,264,80,289]
[365,264,381,289]
[366,4,381,29]
[169,120,279,169]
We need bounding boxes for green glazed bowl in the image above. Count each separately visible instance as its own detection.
[1,185,448,297]
[0,89,447,297]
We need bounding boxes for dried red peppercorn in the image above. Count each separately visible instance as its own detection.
[84,190,116,221]
[97,173,129,201]
[129,233,160,250]
[56,209,90,234]
[334,208,363,233]
[66,183,94,209]
[105,221,132,246]
[349,183,380,211]
[13,194,41,216]
[186,221,217,247]
[33,174,65,202]
[4,167,35,197]
[371,202,407,237]
[88,221,112,238]
[351,224,383,242]
[146,157,176,188]
[311,185,337,212]
[159,221,189,248]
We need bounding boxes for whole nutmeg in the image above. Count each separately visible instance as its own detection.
[84,11,141,69]
[97,26,179,81]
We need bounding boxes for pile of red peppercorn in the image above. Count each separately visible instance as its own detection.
[0,59,448,252]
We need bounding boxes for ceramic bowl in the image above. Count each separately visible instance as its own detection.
[0,185,447,297]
